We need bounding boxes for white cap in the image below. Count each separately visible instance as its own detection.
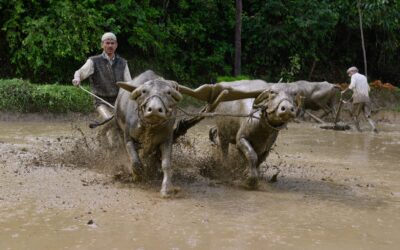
[346,66,358,74]
[101,32,117,42]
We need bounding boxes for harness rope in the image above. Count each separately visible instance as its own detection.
[79,86,289,131]
[257,107,288,131]
[176,106,260,119]
[79,85,115,109]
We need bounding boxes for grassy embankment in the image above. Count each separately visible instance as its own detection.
[394,88,400,112]
[369,87,400,112]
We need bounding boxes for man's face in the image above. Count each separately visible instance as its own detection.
[102,39,118,56]
[348,71,354,77]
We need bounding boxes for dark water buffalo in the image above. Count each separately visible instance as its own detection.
[181,79,339,118]
[208,81,298,189]
[116,70,185,197]
[270,81,341,118]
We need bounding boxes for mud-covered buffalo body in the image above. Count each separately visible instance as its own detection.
[115,70,182,197]
[210,80,298,188]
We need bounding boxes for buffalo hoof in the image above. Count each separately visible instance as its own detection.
[131,171,142,183]
[160,186,181,198]
[131,164,143,183]
[243,177,259,190]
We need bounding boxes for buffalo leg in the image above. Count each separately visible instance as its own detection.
[173,106,206,141]
[160,139,175,197]
[209,127,218,145]
[124,132,143,181]
[237,137,259,189]
[218,136,230,162]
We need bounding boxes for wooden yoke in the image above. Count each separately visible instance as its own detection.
[179,84,263,104]
[173,88,230,141]
[174,83,266,141]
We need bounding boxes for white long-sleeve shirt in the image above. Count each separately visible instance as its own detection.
[349,72,370,103]
[73,53,132,83]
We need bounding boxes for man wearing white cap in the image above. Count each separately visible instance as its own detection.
[342,66,378,133]
[72,32,132,120]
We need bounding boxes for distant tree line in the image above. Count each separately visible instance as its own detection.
[0,0,399,86]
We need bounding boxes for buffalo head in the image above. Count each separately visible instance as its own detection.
[253,89,297,126]
[118,79,182,125]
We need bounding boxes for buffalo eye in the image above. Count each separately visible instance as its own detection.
[142,89,147,94]
[167,91,171,95]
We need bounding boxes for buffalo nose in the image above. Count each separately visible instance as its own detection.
[278,102,296,118]
[146,106,165,115]
[144,97,167,119]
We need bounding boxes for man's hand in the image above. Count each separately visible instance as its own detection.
[72,78,81,87]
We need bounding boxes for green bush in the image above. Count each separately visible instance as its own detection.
[33,84,93,113]
[0,79,36,112]
[216,75,252,82]
[0,79,93,113]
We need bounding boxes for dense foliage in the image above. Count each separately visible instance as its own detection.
[0,0,399,86]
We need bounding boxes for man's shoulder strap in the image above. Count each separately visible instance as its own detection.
[115,54,127,64]
[89,54,104,61]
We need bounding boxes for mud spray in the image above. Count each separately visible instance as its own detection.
[34,121,282,189]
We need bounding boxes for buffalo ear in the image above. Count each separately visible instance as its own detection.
[253,90,270,109]
[130,86,143,100]
[171,89,183,102]
[294,93,304,109]
[166,80,179,91]
[117,82,138,93]
[166,80,182,102]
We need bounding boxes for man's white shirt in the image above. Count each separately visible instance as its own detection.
[349,72,370,103]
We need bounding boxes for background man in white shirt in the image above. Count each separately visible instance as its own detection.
[342,66,378,133]
[72,32,132,120]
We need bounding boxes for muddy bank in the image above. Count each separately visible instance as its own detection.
[304,106,400,125]
[1,114,400,249]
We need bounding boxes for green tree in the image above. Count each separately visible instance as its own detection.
[0,0,399,86]
[242,0,339,81]
[2,0,106,82]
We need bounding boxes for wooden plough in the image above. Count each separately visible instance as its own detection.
[319,95,351,131]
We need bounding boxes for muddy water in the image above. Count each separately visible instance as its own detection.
[0,120,399,250]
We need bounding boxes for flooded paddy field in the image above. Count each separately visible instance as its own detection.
[0,115,399,250]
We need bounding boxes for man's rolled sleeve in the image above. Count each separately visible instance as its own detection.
[74,59,94,82]
[349,75,356,90]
